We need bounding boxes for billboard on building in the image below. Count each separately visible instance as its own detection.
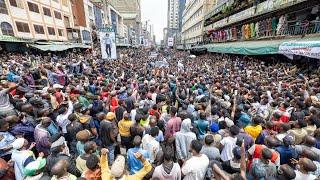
[168,37,174,47]
[99,28,117,59]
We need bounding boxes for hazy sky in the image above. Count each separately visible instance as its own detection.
[141,0,168,43]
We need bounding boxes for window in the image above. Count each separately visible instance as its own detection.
[9,0,23,8]
[33,24,44,34]
[88,6,93,16]
[9,0,16,6]
[82,30,91,41]
[1,22,14,36]
[58,29,64,36]
[47,27,55,35]
[28,2,39,13]
[0,0,8,14]
[43,7,51,16]
[16,21,30,32]
[54,11,62,19]
[64,16,70,27]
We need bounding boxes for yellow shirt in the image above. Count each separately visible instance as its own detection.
[101,154,152,180]
[244,125,262,140]
[118,119,134,137]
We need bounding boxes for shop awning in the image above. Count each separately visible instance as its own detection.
[203,39,284,55]
[200,37,320,56]
[29,43,91,51]
[0,35,28,43]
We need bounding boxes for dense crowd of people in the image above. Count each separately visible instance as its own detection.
[0,47,319,180]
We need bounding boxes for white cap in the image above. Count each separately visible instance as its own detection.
[53,84,63,89]
[12,138,25,149]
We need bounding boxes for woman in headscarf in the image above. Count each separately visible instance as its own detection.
[175,118,196,164]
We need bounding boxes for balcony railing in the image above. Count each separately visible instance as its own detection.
[204,20,320,44]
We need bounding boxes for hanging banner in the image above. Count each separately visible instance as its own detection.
[139,36,145,46]
[99,28,117,59]
[278,41,320,59]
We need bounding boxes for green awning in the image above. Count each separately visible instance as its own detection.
[29,43,91,51]
[200,37,320,55]
[0,35,27,43]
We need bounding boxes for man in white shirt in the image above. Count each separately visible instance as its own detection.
[182,140,209,180]
[56,98,73,135]
[103,33,112,58]
[220,125,240,162]
[142,126,160,163]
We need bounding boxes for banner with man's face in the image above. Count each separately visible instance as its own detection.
[99,28,117,59]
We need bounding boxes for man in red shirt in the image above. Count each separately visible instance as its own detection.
[165,107,181,139]
[247,136,280,168]
[53,84,64,105]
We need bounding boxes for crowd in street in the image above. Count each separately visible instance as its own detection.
[0,47,320,180]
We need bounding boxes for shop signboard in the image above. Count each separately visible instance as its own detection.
[279,41,320,59]
[167,37,174,47]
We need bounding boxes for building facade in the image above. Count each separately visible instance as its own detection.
[203,0,320,44]
[181,0,215,48]
[0,0,74,41]
[109,0,141,46]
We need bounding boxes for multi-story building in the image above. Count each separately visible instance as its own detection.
[109,0,141,46]
[166,0,186,46]
[0,0,74,41]
[181,0,216,49]
[167,0,179,30]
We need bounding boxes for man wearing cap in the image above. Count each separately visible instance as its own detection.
[53,84,65,105]
[11,138,35,180]
[23,153,48,180]
[100,112,119,165]
[205,122,222,148]
[46,136,81,177]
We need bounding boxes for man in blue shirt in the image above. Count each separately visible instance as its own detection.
[194,112,209,140]
[275,135,297,165]
[127,135,150,174]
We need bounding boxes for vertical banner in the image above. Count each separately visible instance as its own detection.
[139,36,145,46]
[168,37,174,47]
[99,28,117,59]
[144,39,149,47]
